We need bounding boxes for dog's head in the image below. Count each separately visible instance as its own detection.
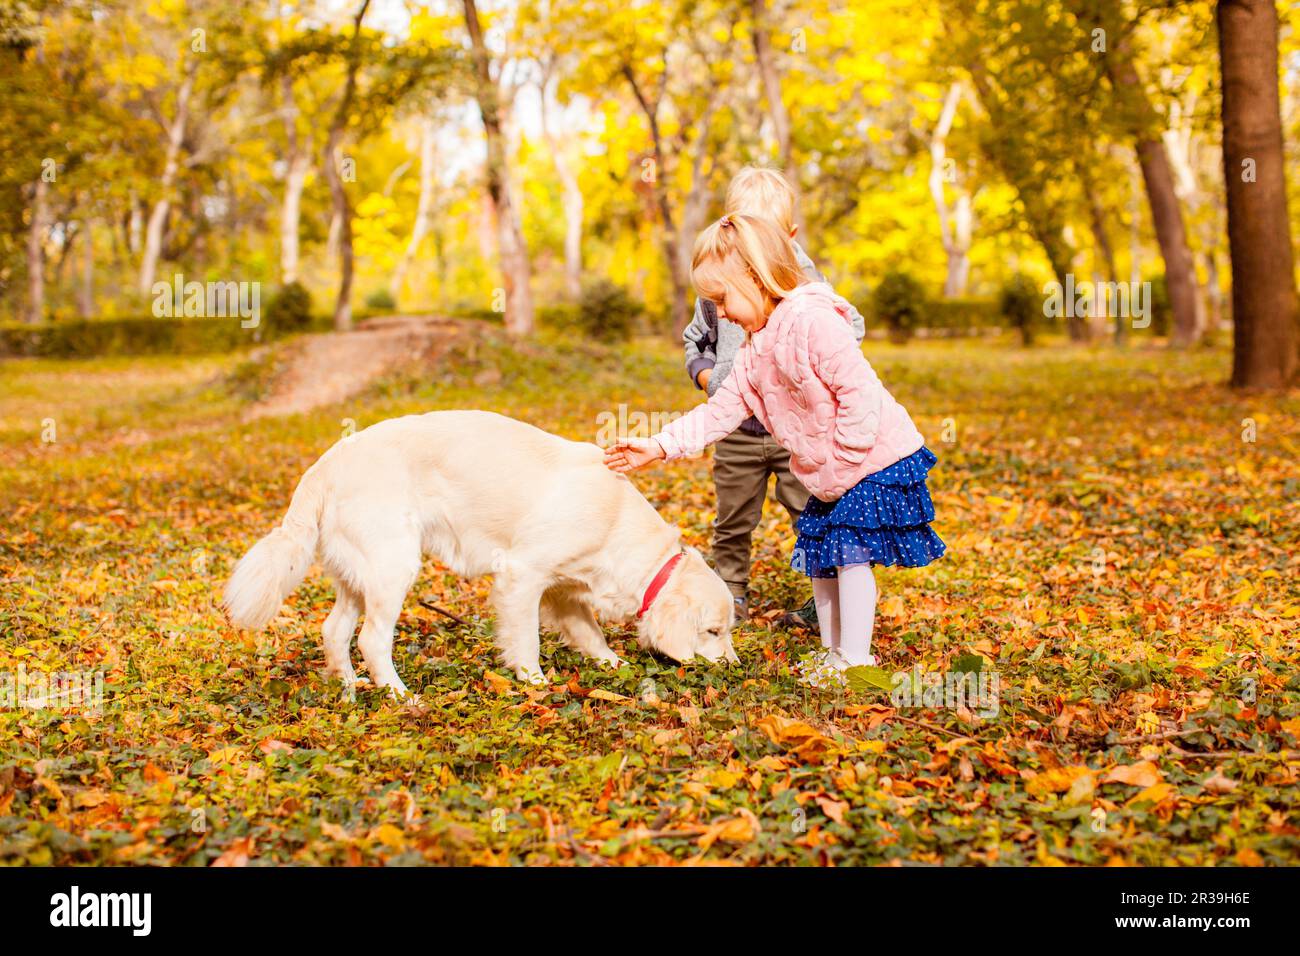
[636,547,738,665]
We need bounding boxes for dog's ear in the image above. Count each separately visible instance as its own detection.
[636,587,698,663]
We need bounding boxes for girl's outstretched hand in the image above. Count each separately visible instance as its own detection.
[603,437,665,474]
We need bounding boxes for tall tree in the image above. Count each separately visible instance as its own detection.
[1088,1,1203,347]
[138,58,196,296]
[278,73,310,285]
[748,0,802,235]
[321,0,372,331]
[24,176,47,323]
[463,0,535,336]
[538,56,584,300]
[390,115,438,305]
[928,81,974,297]
[1218,0,1298,387]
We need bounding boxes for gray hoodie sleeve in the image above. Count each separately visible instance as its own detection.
[682,296,718,389]
[794,242,866,345]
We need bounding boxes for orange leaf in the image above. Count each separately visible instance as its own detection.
[212,837,254,867]
[1103,761,1163,789]
[1025,766,1093,798]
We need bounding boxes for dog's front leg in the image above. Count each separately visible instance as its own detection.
[491,571,547,685]
[542,589,625,669]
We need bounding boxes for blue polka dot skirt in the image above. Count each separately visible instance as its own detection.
[792,446,946,578]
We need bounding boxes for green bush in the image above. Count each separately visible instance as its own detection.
[0,316,258,358]
[999,273,1041,346]
[560,279,643,341]
[364,288,396,311]
[263,281,314,335]
[871,271,927,342]
[926,297,1001,333]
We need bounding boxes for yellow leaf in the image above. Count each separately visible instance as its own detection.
[483,670,514,695]
[1127,782,1176,806]
[588,688,630,703]
[697,811,759,850]
[1103,761,1163,789]
[711,769,742,789]
[1035,841,1068,866]
[878,595,906,618]
[372,824,406,850]
[754,714,838,762]
[816,796,849,825]
[1025,765,1093,798]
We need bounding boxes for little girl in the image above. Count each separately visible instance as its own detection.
[604,213,945,687]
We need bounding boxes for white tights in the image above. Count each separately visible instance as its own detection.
[810,563,879,666]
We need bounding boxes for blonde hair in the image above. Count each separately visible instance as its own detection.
[725,166,797,235]
[692,213,805,316]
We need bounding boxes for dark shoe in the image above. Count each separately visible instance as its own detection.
[778,596,818,630]
[732,595,750,621]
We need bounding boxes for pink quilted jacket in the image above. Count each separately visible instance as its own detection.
[653,282,925,502]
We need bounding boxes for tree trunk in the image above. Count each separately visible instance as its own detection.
[323,0,372,332]
[929,82,973,297]
[79,218,94,319]
[1102,45,1202,347]
[622,63,693,336]
[280,74,309,285]
[127,191,143,256]
[391,116,437,305]
[463,0,535,336]
[139,65,194,296]
[1086,180,1120,343]
[24,176,47,324]
[1133,135,1203,346]
[1218,0,1299,387]
[966,62,1085,339]
[539,74,583,301]
[749,0,803,237]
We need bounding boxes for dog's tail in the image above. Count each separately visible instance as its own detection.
[222,464,326,630]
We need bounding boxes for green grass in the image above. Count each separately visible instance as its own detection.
[1,328,1298,865]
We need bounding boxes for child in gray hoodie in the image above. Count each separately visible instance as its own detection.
[682,167,865,622]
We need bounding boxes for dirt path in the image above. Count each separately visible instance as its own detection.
[246,314,464,420]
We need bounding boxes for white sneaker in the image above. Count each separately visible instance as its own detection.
[796,649,849,689]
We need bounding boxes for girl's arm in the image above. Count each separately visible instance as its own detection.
[604,359,753,473]
[806,311,883,465]
[652,359,753,460]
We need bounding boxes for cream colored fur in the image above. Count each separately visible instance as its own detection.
[222,411,736,694]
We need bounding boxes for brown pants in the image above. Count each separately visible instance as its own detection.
[710,429,811,598]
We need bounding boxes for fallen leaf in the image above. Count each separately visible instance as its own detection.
[1103,761,1163,789]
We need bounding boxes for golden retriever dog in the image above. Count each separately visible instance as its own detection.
[222,410,736,694]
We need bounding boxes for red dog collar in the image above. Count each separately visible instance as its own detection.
[638,551,685,618]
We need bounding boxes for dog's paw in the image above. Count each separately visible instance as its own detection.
[596,655,628,670]
[380,680,412,700]
[515,665,548,686]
